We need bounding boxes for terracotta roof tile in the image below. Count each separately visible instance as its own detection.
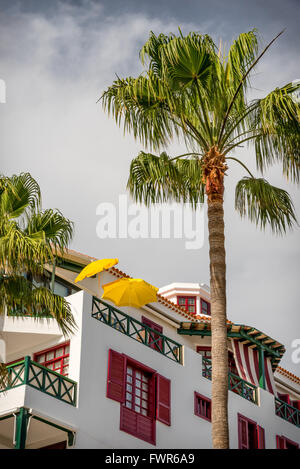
[276,366,300,385]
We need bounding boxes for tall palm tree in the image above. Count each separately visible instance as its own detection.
[101,29,299,448]
[0,173,76,387]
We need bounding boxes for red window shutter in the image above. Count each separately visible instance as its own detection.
[257,425,265,449]
[156,374,171,426]
[120,406,155,445]
[276,435,286,449]
[107,349,126,403]
[238,414,249,449]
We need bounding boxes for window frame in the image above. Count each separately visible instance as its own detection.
[237,413,265,449]
[107,350,171,446]
[177,296,197,314]
[200,298,211,316]
[194,392,211,422]
[120,355,156,445]
[276,435,299,449]
[33,341,70,376]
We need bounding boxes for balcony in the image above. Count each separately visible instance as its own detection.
[275,397,300,428]
[202,357,258,405]
[91,297,183,364]
[1,357,77,406]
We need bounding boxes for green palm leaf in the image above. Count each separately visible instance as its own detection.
[235,177,297,234]
[0,173,41,219]
[0,274,76,336]
[0,173,75,337]
[127,151,205,207]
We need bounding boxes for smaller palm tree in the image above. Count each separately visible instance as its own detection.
[0,173,76,387]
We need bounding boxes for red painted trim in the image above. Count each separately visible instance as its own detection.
[194,392,211,422]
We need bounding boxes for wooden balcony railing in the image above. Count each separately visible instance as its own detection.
[1,356,77,406]
[92,297,183,364]
[202,357,258,405]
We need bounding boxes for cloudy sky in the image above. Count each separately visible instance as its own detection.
[0,0,299,374]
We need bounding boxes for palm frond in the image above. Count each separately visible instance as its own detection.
[225,29,259,87]
[0,221,52,273]
[0,274,76,337]
[0,173,41,219]
[25,209,74,254]
[235,177,297,234]
[160,33,215,90]
[250,82,300,183]
[31,287,76,337]
[127,151,205,207]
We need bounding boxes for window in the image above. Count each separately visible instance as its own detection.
[194,392,211,421]
[142,316,163,352]
[196,346,212,360]
[276,435,299,449]
[238,414,265,449]
[107,349,171,445]
[177,296,196,314]
[124,365,152,416]
[200,298,211,316]
[34,342,70,376]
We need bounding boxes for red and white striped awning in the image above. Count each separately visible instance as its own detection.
[231,339,277,395]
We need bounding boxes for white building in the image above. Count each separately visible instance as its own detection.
[0,249,299,449]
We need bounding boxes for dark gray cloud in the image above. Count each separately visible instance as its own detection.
[0,0,299,374]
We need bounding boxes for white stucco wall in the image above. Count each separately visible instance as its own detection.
[1,289,300,449]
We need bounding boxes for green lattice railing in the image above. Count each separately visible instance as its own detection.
[275,398,300,427]
[92,297,183,364]
[1,357,77,406]
[202,357,258,404]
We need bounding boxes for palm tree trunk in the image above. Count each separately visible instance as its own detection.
[207,193,229,449]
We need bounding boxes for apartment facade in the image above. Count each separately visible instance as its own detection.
[0,249,299,449]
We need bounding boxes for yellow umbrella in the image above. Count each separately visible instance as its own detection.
[101,278,158,308]
[75,258,118,283]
